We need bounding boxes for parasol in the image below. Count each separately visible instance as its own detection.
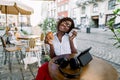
[0,0,34,26]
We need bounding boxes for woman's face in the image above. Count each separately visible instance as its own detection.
[59,21,72,33]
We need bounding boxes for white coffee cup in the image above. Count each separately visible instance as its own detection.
[69,28,78,36]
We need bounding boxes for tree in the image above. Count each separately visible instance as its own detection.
[107,0,120,48]
[38,18,57,34]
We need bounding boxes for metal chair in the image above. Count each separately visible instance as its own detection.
[36,33,46,55]
[0,36,24,79]
[23,38,41,78]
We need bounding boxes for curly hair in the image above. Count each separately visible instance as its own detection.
[57,17,75,33]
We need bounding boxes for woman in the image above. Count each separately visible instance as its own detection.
[3,26,11,44]
[14,27,21,41]
[36,17,77,80]
[3,26,15,44]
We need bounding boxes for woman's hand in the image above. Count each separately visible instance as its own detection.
[45,36,53,45]
[45,32,54,45]
[69,30,77,41]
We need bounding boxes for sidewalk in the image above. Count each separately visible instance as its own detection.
[0,28,120,79]
[76,28,120,73]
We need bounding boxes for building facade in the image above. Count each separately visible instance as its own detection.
[75,0,119,28]
[47,0,119,28]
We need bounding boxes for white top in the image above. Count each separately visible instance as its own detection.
[49,33,77,56]
[8,31,18,44]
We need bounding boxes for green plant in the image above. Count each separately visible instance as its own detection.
[0,27,5,30]
[41,55,51,64]
[107,0,120,48]
[21,30,28,35]
[39,18,57,34]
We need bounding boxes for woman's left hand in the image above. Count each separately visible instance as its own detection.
[69,31,77,41]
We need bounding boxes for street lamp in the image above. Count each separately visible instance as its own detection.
[85,15,89,27]
[85,15,90,33]
[99,12,104,18]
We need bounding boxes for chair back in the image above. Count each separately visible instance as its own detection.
[0,36,6,48]
[15,32,20,41]
[40,33,44,41]
[29,38,36,49]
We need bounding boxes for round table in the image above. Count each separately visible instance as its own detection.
[48,54,118,80]
[18,35,40,40]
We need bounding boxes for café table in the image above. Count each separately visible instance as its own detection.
[49,54,118,80]
[17,35,40,40]
[17,35,40,46]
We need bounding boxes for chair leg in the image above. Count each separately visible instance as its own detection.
[28,64,35,79]
[24,64,28,70]
[15,51,24,80]
[20,50,24,65]
[4,50,7,65]
[8,52,12,73]
[36,51,41,67]
[1,50,5,66]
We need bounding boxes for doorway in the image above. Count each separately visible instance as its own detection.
[92,16,99,28]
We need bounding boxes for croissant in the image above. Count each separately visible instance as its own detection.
[46,32,54,40]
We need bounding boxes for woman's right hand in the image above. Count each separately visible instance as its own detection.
[45,32,54,45]
[45,36,53,45]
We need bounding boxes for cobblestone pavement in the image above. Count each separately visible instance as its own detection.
[0,28,120,80]
[0,49,39,80]
[0,64,38,80]
[76,28,120,79]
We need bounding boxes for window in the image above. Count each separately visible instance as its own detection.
[58,0,60,2]
[81,6,86,14]
[93,3,98,13]
[60,6,62,12]
[106,14,114,22]
[108,0,116,10]
[81,17,86,27]
[0,15,1,19]
[73,9,76,18]
[61,5,64,11]
[58,7,60,12]
[65,4,68,11]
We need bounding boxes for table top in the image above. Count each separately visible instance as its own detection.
[17,35,40,40]
[48,54,118,80]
